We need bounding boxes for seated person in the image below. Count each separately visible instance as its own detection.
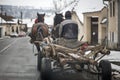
[58,11,82,49]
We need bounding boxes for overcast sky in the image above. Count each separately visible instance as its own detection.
[0,0,105,9]
[0,0,54,8]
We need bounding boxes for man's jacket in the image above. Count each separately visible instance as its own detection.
[59,19,78,39]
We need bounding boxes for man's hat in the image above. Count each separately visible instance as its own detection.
[65,11,71,19]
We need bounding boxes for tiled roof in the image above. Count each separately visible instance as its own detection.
[0,13,15,21]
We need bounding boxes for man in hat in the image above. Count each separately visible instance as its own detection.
[58,11,80,48]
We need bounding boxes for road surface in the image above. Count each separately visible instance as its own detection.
[0,37,40,80]
[0,37,117,80]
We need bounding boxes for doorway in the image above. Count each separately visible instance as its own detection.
[91,17,98,45]
[0,28,2,37]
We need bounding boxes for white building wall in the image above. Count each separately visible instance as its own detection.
[107,0,119,49]
[0,25,6,37]
[72,12,84,41]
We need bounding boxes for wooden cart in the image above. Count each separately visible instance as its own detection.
[35,37,112,80]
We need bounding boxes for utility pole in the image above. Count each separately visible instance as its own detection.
[21,11,23,24]
[0,5,3,25]
[20,11,23,31]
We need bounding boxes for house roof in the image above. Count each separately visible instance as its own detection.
[0,17,6,23]
[60,0,105,23]
[13,19,35,27]
[0,13,14,21]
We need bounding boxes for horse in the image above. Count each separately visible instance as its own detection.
[51,13,64,40]
[29,13,49,52]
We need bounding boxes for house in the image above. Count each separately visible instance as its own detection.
[20,19,34,33]
[72,11,84,40]
[0,13,15,37]
[83,7,108,45]
[0,13,28,37]
[0,17,6,37]
[103,0,120,49]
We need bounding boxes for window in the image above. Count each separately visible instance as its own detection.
[110,2,112,17]
[112,32,114,42]
[110,1,115,17]
[113,1,115,16]
[110,32,111,42]
[12,26,14,32]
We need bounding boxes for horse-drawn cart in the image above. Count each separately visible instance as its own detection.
[34,37,112,80]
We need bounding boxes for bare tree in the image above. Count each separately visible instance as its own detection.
[53,0,62,12]
[53,0,77,12]
[53,0,57,11]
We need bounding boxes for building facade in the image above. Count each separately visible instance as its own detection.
[72,11,84,41]
[104,0,120,49]
[83,7,107,45]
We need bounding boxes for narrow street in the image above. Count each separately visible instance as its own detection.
[0,37,118,80]
[0,37,40,80]
[0,0,120,80]
[0,37,98,80]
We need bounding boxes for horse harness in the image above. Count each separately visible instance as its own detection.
[31,22,49,41]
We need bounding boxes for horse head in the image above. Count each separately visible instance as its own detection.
[51,13,64,39]
[54,13,63,26]
[37,13,45,23]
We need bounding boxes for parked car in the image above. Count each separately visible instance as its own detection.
[10,32,18,37]
[18,31,26,37]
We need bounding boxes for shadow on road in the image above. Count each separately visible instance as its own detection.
[39,69,98,80]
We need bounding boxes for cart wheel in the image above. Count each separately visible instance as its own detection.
[99,60,112,80]
[37,51,42,71]
[41,58,52,80]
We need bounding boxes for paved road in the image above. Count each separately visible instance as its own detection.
[0,38,16,53]
[0,37,98,80]
[0,37,116,80]
[0,37,40,80]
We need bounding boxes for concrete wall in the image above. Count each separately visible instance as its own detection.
[0,25,6,37]
[83,7,107,45]
[83,14,91,43]
[83,12,100,44]
[99,7,107,45]
[2,23,25,36]
[72,11,84,41]
[118,0,120,47]
[108,0,119,49]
